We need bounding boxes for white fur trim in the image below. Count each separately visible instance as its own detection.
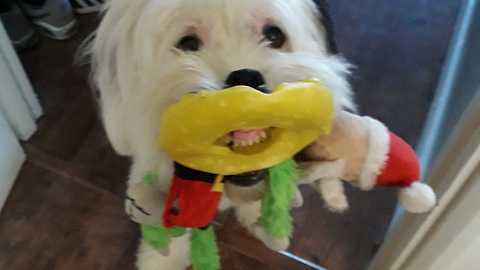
[399,182,437,213]
[358,117,391,190]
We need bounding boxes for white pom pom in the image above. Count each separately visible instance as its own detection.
[399,182,437,213]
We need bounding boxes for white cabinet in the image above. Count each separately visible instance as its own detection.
[0,113,25,211]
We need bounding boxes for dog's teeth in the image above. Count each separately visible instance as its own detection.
[220,136,232,145]
[260,131,267,139]
[232,137,266,148]
[233,140,241,148]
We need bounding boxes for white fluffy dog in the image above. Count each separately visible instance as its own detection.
[89,0,354,269]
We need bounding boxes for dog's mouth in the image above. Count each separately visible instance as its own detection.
[224,169,267,187]
[216,128,272,150]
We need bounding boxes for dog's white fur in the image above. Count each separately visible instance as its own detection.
[90,0,353,269]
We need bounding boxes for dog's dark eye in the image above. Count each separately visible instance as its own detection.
[262,25,287,49]
[176,35,203,52]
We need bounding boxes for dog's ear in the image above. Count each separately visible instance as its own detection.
[311,0,338,54]
[88,2,135,157]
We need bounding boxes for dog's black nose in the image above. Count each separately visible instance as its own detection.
[225,69,268,93]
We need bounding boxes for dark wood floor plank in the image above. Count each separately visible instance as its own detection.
[31,92,97,160]
[216,212,314,270]
[218,242,277,270]
[20,14,100,161]
[19,13,130,196]
[25,144,128,197]
[289,186,397,270]
[70,120,131,195]
[0,162,138,270]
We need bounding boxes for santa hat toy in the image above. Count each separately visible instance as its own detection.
[359,117,437,213]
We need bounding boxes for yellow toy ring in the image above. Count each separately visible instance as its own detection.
[159,80,334,175]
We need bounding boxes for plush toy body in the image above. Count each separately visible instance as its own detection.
[301,110,437,213]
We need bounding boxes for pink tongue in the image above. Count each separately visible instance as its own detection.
[231,129,264,141]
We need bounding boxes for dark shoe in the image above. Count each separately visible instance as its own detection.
[20,0,78,40]
[0,3,39,50]
[69,0,105,14]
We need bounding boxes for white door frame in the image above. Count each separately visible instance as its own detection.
[0,21,42,211]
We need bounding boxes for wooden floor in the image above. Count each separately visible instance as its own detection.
[0,1,462,270]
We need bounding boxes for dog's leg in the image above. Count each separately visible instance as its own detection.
[126,158,174,224]
[125,181,165,225]
[234,200,262,228]
[136,233,191,270]
[292,186,304,208]
[226,181,289,249]
[234,201,290,251]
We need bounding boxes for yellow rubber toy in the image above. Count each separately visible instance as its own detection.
[159,80,334,175]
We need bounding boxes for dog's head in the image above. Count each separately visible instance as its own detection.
[90,0,353,163]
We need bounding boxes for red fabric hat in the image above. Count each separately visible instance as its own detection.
[377,132,420,187]
[358,117,436,213]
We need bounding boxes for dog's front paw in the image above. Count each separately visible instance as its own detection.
[126,182,165,224]
[251,224,290,251]
[125,196,156,224]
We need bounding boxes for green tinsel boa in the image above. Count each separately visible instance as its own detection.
[259,159,297,238]
[141,224,186,250]
[141,225,219,270]
[191,227,220,270]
